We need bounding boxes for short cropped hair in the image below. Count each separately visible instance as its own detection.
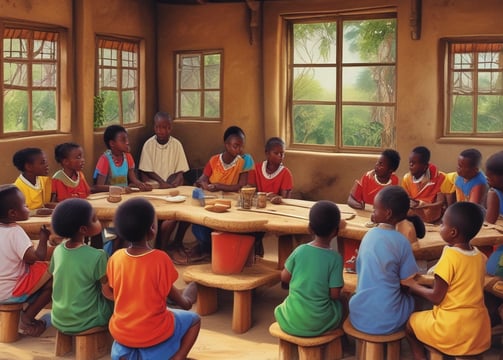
[309,200,341,237]
[114,197,155,243]
[460,148,482,168]
[54,142,81,164]
[381,149,401,172]
[0,185,21,218]
[376,186,410,221]
[154,111,173,123]
[51,198,94,238]
[486,151,503,176]
[12,148,43,172]
[103,125,127,149]
[223,126,245,143]
[412,146,430,165]
[447,202,484,242]
[265,137,285,152]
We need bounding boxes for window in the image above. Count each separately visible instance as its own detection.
[96,37,139,127]
[444,39,503,137]
[2,26,60,134]
[175,50,222,120]
[287,14,396,151]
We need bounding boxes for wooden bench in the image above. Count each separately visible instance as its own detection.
[342,318,405,360]
[182,259,281,333]
[0,303,24,343]
[268,322,344,360]
[55,326,112,360]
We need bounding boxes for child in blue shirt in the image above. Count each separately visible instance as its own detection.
[455,148,487,205]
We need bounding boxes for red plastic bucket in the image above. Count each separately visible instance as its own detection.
[211,232,255,274]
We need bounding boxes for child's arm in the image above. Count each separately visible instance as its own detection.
[127,169,153,191]
[208,171,249,192]
[92,174,111,193]
[329,287,342,300]
[280,189,292,199]
[468,184,486,204]
[194,174,210,189]
[100,275,114,301]
[347,180,364,209]
[486,188,500,224]
[23,225,50,264]
[167,171,185,187]
[402,274,448,305]
[168,282,197,310]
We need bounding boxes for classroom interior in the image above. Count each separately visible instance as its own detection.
[1,0,503,359]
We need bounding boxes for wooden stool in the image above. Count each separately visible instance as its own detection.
[55,326,112,360]
[427,346,484,360]
[0,303,24,343]
[268,322,344,360]
[182,259,280,333]
[342,318,405,360]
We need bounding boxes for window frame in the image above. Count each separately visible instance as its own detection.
[95,35,141,129]
[174,49,223,122]
[441,37,503,139]
[1,22,67,137]
[285,12,397,153]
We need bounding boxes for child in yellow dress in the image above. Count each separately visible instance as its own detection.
[403,202,491,358]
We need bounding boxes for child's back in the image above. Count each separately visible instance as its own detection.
[50,199,112,333]
[349,186,417,335]
[274,243,343,336]
[274,201,344,337]
[406,202,490,356]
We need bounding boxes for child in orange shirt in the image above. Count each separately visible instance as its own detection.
[348,149,400,209]
[103,197,200,360]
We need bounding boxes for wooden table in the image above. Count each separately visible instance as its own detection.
[18,186,503,267]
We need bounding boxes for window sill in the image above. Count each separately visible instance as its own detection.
[437,136,503,146]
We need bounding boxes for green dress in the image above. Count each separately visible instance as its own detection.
[274,244,344,336]
[49,242,113,333]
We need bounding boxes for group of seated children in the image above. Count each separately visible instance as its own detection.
[3,116,503,359]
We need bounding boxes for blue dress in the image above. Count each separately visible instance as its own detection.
[454,171,487,201]
[349,227,418,335]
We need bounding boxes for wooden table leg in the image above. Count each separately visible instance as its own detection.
[277,235,294,269]
[195,285,218,315]
[232,290,252,333]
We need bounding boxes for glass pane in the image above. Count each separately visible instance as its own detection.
[478,51,501,70]
[204,91,220,118]
[3,62,28,86]
[122,90,137,124]
[180,55,201,89]
[477,95,503,133]
[452,71,473,93]
[342,105,394,148]
[3,90,28,132]
[293,22,337,64]
[34,40,57,60]
[122,50,137,68]
[32,90,57,130]
[343,66,395,102]
[293,67,336,101]
[453,53,473,70]
[292,104,335,145]
[204,54,221,89]
[343,19,396,63]
[100,48,117,67]
[3,38,28,59]
[180,91,201,117]
[33,63,57,87]
[478,71,501,93]
[450,95,473,132]
[100,68,117,88]
[122,69,136,89]
[101,90,120,125]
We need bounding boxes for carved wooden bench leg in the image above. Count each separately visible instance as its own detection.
[0,303,23,343]
[325,336,343,359]
[278,338,298,360]
[195,285,218,315]
[232,290,252,334]
[55,331,73,356]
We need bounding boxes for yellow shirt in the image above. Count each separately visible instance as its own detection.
[440,171,457,194]
[409,246,491,355]
[14,175,52,210]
